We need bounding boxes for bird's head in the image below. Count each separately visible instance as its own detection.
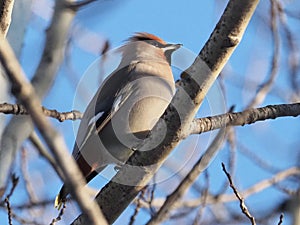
[121,32,182,65]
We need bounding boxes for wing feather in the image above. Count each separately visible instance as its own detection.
[72,65,134,158]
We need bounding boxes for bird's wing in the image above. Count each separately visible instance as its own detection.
[95,82,133,134]
[72,65,134,159]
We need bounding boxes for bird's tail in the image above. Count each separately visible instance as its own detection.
[54,185,68,210]
[54,168,104,210]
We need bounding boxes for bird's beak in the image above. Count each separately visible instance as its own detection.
[173,43,183,50]
[163,43,182,65]
[164,43,182,52]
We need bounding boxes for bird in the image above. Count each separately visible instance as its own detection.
[54,32,181,209]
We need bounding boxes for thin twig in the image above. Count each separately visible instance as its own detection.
[276,1,300,97]
[9,211,43,225]
[217,125,237,195]
[50,202,66,225]
[6,174,19,200]
[246,0,280,108]
[21,148,38,203]
[192,171,209,225]
[149,175,157,215]
[222,163,256,225]
[29,132,61,173]
[237,142,280,173]
[0,102,83,122]
[9,199,54,210]
[277,213,284,225]
[3,174,19,225]
[5,197,12,225]
[98,39,111,84]
[129,189,146,225]
[190,103,300,135]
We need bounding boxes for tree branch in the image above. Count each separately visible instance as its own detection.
[246,0,280,108]
[189,103,300,135]
[29,131,64,180]
[0,102,83,122]
[0,0,15,37]
[222,163,256,225]
[1,103,299,130]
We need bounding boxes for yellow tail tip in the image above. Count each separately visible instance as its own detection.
[54,194,63,210]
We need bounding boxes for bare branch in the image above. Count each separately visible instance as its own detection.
[20,148,38,203]
[3,174,18,225]
[277,213,284,225]
[0,102,83,121]
[2,102,300,133]
[2,174,18,201]
[246,0,280,108]
[0,0,15,37]
[237,142,280,174]
[0,37,107,224]
[9,211,43,225]
[190,103,300,135]
[7,199,53,210]
[50,202,66,225]
[4,197,12,225]
[6,0,32,57]
[29,131,62,177]
[276,1,300,97]
[192,172,209,225]
[222,163,256,225]
[128,189,146,225]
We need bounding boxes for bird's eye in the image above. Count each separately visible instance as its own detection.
[150,41,160,47]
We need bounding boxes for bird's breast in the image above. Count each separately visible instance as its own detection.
[108,75,175,148]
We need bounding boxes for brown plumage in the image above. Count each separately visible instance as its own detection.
[54,33,181,209]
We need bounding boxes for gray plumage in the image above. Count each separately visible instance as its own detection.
[55,32,181,209]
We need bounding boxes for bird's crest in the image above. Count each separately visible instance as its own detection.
[128,32,167,45]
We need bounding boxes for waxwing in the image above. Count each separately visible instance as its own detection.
[55,32,181,208]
